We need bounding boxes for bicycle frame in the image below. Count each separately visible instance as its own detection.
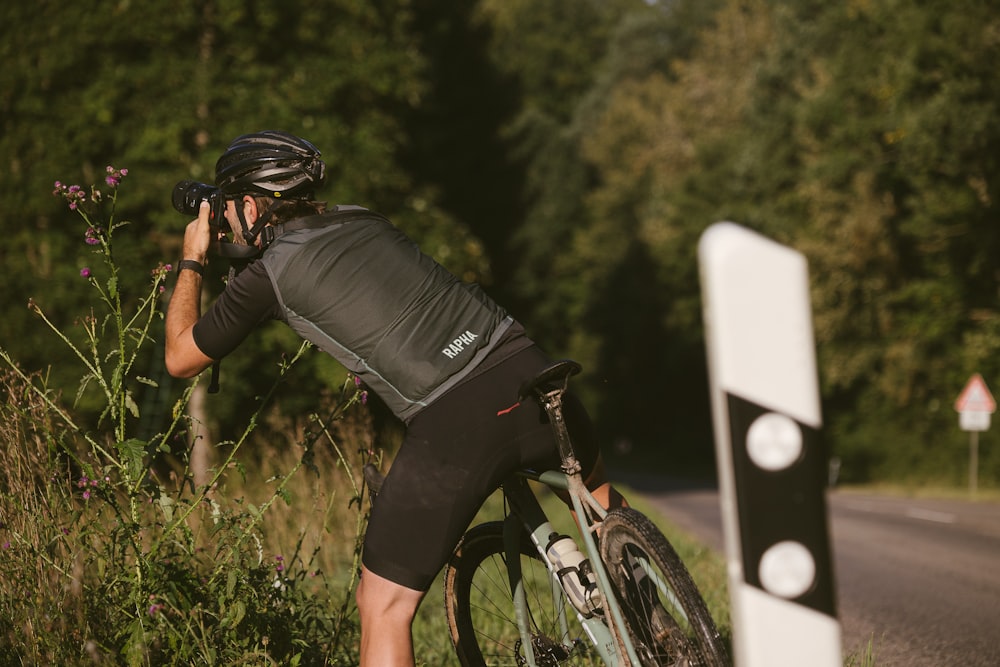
[500,469,643,666]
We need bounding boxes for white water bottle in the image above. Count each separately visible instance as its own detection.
[546,534,601,616]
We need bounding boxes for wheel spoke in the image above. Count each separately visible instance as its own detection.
[445,522,605,666]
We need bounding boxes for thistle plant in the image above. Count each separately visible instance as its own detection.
[0,168,375,665]
[41,167,178,509]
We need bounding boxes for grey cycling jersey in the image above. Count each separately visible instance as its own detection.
[201,208,514,421]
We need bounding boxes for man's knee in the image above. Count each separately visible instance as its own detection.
[357,565,423,622]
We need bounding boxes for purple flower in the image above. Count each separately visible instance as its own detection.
[360,390,369,405]
[78,475,98,499]
[53,181,88,210]
[80,268,91,278]
[105,165,128,188]
[150,262,172,281]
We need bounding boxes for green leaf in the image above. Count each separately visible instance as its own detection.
[75,373,94,406]
[136,376,158,387]
[118,437,146,481]
[157,492,175,522]
[124,618,147,667]
[226,599,247,628]
[124,389,139,418]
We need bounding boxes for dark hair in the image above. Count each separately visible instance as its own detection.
[253,196,327,224]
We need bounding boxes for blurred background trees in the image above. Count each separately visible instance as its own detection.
[3,0,999,486]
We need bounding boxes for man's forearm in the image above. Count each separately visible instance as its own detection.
[164,266,212,377]
[165,202,217,377]
[166,268,202,341]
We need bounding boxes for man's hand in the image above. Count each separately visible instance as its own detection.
[182,200,213,263]
[165,202,215,378]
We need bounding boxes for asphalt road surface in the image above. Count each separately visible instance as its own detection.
[616,473,1000,666]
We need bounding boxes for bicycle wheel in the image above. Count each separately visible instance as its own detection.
[444,521,604,666]
[599,508,729,667]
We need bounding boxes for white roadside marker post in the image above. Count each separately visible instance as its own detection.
[699,222,842,667]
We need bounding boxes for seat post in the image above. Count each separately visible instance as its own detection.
[538,389,582,476]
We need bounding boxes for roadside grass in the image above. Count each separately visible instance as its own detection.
[844,635,882,667]
[835,482,1000,502]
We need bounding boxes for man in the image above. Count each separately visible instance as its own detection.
[165,130,623,665]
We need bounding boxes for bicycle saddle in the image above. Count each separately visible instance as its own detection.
[518,359,582,401]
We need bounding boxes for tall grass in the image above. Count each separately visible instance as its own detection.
[0,366,376,666]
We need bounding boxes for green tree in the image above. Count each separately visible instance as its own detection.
[750,0,1000,481]
[637,0,1000,482]
[0,1,487,442]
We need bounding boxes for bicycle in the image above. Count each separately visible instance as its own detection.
[364,359,728,666]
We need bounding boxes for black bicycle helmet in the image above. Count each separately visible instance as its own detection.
[215,130,326,199]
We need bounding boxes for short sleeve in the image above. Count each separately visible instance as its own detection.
[191,261,283,360]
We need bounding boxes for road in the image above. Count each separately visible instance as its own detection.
[615,473,1000,666]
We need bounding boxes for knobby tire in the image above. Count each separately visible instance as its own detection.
[599,507,730,667]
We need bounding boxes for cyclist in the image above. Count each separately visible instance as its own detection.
[165,130,625,666]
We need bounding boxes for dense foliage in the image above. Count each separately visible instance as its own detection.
[3,0,999,489]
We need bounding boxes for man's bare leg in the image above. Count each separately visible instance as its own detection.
[356,565,425,667]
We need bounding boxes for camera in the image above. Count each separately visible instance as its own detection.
[172,180,261,259]
[172,180,223,221]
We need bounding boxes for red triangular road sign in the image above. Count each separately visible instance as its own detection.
[955,373,996,413]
